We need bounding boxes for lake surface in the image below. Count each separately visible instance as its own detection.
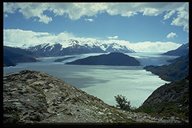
[4,53,177,107]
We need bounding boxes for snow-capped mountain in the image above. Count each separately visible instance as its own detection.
[27,39,135,57]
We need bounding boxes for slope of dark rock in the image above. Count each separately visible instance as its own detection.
[3,70,183,123]
[66,52,140,66]
[139,78,189,121]
[144,54,189,82]
[4,57,16,67]
[4,46,37,66]
[163,43,188,56]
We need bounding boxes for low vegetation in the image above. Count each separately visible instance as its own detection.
[114,95,131,111]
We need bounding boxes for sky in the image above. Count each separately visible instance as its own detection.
[3,2,189,52]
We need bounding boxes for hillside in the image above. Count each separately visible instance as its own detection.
[144,54,189,82]
[66,52,140,66]
[139,78,189,120]
[4,46,37,66]
[3,70,183,123]
[163,43,188,56]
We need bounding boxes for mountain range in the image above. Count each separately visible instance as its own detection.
[3,41,189,67]
[27,39,135,57]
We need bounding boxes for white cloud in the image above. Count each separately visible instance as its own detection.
[166,32,177,39]
[3,3,52,24]
[3,3,189,31]
[107,36,118,40]
[170,3,189,32]
[3,3,18,13]
[163,10,175,20]
[85,18,94,22]
[3,29,75,47]
[142,8,159,16]
[163,3,188,32]
[38,15,52,24]
[4,29,181,52]
[126,41,181,52]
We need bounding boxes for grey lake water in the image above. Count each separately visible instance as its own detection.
[3,52,178,107]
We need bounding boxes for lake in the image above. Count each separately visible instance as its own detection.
[3,52,178,107]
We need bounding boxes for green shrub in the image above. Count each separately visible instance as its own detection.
[114,95,131,111]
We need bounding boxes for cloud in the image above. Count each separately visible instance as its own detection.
[170,3,189,32]
[3,3,189,31]
[85,18,94,22]
[126,41,181,52]
[166,32,177,39]
[3,29,75,47]
[162,3,189,32]
[107,36,118,40]
[163,10,175,20]
[4,29,181,52]
[3,3,52,24]
[142,8,159,16]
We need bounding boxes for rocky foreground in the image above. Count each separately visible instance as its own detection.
[3,70,186,123]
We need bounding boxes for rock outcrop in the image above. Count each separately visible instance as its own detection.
[3,70,186,123]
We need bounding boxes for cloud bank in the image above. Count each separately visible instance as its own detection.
[4,29,181,52]
[127,41,180,52]
[3,2,189,32]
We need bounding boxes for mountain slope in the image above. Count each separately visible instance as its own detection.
[4,57,16,67]
[144,54,189,82]
[139,78,189,121]
[66,52,140,66]
[4,46,37,66]
[27,39,135,57]
[4,70,183,123]
[163,43,188,56]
